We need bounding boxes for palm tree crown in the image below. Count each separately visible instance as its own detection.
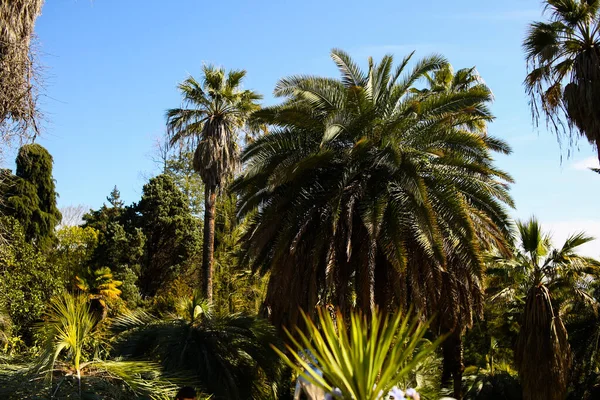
[524,0,600,161]
[166,65,262,187]
[233,49,513,331]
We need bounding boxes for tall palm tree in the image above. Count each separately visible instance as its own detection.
[487,217,600,400]
[524,0,600,162]
[418,62,500,397]
[233,49,514,399]
[166,66,261,302]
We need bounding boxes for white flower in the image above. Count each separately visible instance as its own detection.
[389,386,405,399]
[325,387,343,399]
[405,388,420,400]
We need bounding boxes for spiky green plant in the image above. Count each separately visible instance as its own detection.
[276,308,442,400]
[35,292,177,399]
[36,293,97,385]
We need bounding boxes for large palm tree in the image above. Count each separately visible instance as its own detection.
[487,217,600,400]
[166,66,261,302]
[233,49,514,399]
[524,0,600,162]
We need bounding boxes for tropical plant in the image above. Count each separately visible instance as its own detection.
[487,217,600,400]
[36,293,98,387]
[417,61,500,397]
[166,65,262,303]
[113,292,282,400]
[524,0,600,161]
[233,49,513,398]
[35,292,179,399]
[276,308,441,400]
[75,266,122,319]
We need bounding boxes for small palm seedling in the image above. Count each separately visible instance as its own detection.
[276,308,443,400]
[75,266,122,319]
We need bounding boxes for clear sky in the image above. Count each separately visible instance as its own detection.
[17,0,600,255]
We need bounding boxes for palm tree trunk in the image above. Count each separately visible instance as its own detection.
[202,184,217,303]
[357,236,376,314]
[442,331,464,400]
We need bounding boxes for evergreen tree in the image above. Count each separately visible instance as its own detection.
[165,150,204,217]
[83,186,145,306]
[0,144,61,248]
[134,174,201,297]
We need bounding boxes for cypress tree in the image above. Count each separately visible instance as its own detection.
[1,144,61,247]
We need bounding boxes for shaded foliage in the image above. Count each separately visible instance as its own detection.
[113,295,283,400]
[0,216,64,340]
[134,174,201,297]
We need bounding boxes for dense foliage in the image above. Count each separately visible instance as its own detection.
[0,36,599,399]
[1,144,61,248]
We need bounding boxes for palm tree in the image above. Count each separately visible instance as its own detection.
[75,266,122,320]
[166,66,261,302]
[417,62,501,397]
[233,49,514,399]
[113,292,283,400]
[524,0,600,162]
[487,217,600,400]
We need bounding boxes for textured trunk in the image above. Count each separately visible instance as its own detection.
[442,331,464,400]
[202,184,217,303]
[357,237,376,315]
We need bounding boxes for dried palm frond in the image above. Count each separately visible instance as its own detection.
[0,0,44,152]
[515,285,571,400]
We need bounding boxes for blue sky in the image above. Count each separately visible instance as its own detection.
[14,0,600,254]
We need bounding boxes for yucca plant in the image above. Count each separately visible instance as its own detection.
[36,293,97,385]
[276,308,443,400]
[35,292,178,399]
